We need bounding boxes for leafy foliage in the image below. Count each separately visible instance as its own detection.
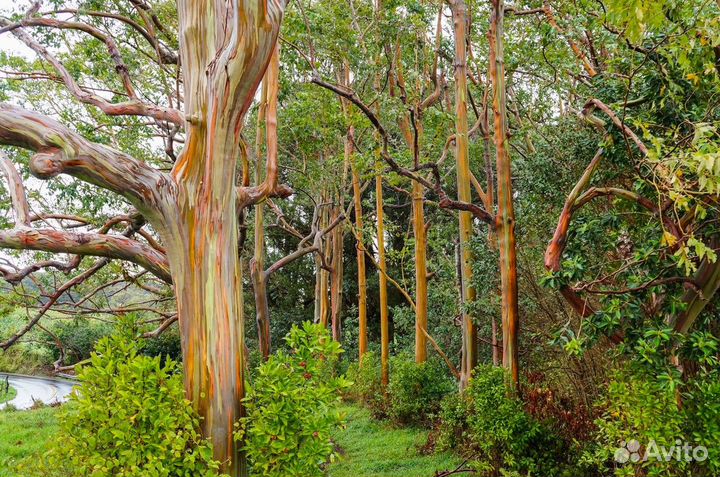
[32,328,223,477]
[345,351,388,418]
[438,365,571,476]
[237,322,350,477]
[588,367,720,476]
[387,355,455,425]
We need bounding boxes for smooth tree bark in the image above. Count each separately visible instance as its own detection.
[449,0,478,389]
[330,200,345,341]
[350,139,369,358]
[376,163,391,386]
[251,47,278,360]
[489,0,520,389]
[391,45,431,364]
[340,60,369,361]
[0,2,291,475]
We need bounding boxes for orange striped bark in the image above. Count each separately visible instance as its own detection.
[489,0,520,390]
[449,0,477,389]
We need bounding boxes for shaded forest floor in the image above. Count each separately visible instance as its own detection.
[329,404,460,477]
[0,403,459,477]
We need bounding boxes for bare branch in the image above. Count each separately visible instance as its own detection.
[0,18,183,126]
[0,103,171,214]
[0,228,171,283]
[0,152,30,226]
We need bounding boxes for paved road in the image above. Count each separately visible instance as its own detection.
[0,374,75,410]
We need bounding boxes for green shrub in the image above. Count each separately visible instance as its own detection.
[141,327,183,362]
[51,318,113,364]
[436,391,467,451]
[588,367,720,477]
[31,330,223,477]
[345,351,387,417]
[387,355,455,425]
[0,344,53,374]
[438,365,566,476]
[237,322,350,477]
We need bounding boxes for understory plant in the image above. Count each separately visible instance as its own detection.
[237,322,350,477]
[30,327,223,477]
[588,366,720,477]
[438,365,569,477]
[345,351,387,417]
[387,354,455,425]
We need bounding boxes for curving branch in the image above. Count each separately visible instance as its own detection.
[0,228,171,283]
[47,8,179,64]
[582,99,648,155]
[0,103,171,215]
[311,74,495,226]
[0,152,30,226]
[0,257,109,350]
[0,256,81,284]
[545,148,604,272]
[0,18,183,126]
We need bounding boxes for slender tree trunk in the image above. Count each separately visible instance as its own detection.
[489,0,520,389]
[351,148,368,358]
[391,46,430,365]
[492,316,500,365]
[413,180,428,363]
[376,165,390,386]
[339,65,368,357]
[251,49,279,360]
[330,201,344,341]
[318,194,331,326]
[450,0,477,389]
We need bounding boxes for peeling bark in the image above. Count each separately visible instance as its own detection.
[449,0,477,389]
[489,0,520,390]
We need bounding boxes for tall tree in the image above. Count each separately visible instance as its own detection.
[449,0,478,388]
[488,0,520,388]
[0,2,291,474]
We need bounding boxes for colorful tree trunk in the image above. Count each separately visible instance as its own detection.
[376,166,390,386]
[351,149,369,358]
[489,0,520,389]
[449,0,478,389]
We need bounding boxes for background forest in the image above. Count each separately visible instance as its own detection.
[0,0,719,476]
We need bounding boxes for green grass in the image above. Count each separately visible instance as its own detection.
[329,405,460,477]
[0,406,60,477]
[0,402,458,477]
[0,386,16,404]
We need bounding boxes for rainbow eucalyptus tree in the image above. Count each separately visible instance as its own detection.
[0,1,290,474]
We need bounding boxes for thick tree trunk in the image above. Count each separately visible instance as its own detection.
[172,2,286,474]
[450,0,477,389]
[489,0,520,389]
[166,180,248,477]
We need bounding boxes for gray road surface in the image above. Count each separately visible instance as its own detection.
[0,374,75,410]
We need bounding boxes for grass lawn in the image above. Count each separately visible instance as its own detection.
[0,402,459,477]
[329,404,460,477]
[0,406,60,477]
[0,386,16,404]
